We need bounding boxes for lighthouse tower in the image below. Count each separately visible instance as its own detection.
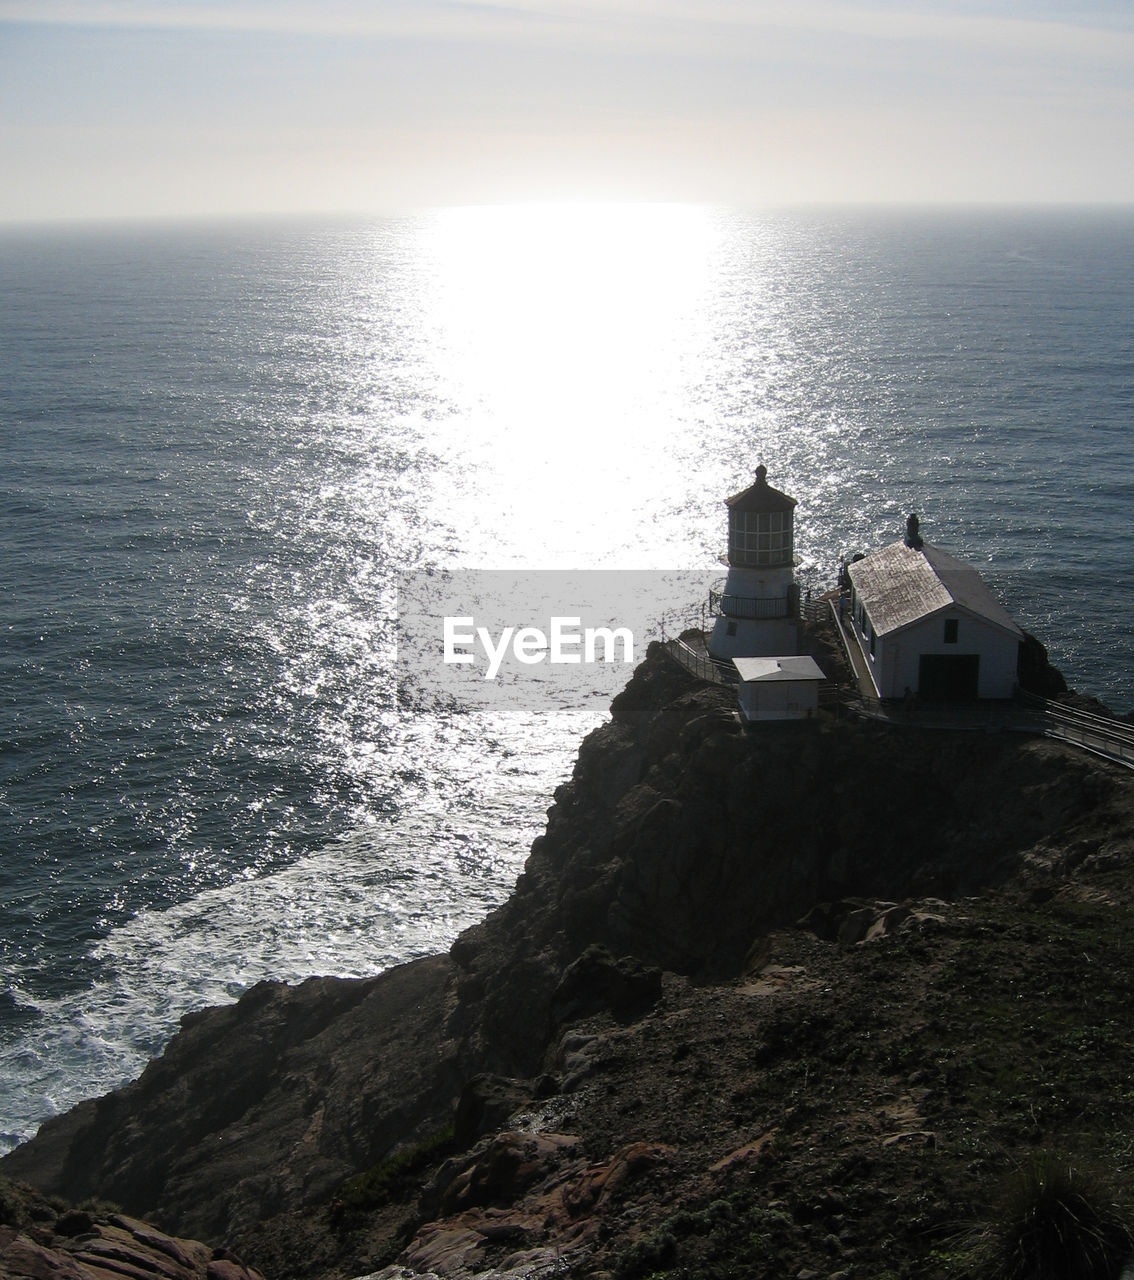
[708,465,800,659]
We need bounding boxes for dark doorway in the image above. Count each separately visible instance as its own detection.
[918,653,980,701]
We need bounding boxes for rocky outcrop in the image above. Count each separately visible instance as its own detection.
[447,643,1123,1075]
[3,638,1132,1275]
[1,960,463,1245]
[381,1131,671,1280]
[1017,631,1068,698]
[0,1179,264,1280]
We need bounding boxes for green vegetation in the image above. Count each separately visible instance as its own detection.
[967,1153,1134,1280]
[0,1177,69,1230]
[329,1126,455,1231]
[76,1197,124,1218]
[613,1226,677,1279]
[612,1192,802,1279]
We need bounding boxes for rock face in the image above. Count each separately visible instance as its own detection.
[1,961,463,1244]
[449,643,1120,1076]
[389,1130,671,1280]
[0,1179,265,1280]
[2,639,1131,1274]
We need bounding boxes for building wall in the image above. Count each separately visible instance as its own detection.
[710,616,799,659]
[865,610,1020,699]
[738,680,819,721]
[717,563,796,601]
[708,563,797,659]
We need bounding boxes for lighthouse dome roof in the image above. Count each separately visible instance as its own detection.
[725,465,797,514]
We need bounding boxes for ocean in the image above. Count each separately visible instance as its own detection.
[0,204,1131,1154]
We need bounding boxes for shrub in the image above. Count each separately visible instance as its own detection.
[972,1153,1134,1280]
[329,1126,455,1230]
[614,1227,677,1279]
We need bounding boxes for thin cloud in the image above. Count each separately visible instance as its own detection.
[2,0,1131,217]
[0,1,500,37]
[3,0,1132,60]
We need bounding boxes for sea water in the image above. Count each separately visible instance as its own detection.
[1,204,1131,1153]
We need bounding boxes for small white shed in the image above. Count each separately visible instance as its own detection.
[732,655,826,722]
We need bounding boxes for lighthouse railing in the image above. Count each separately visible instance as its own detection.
[709,588,792,620]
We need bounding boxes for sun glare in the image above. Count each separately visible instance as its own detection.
[413,202,725,563]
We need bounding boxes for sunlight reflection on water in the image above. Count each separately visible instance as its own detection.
[413,203,728,565]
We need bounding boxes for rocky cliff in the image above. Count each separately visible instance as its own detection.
[4,639,1133,1280]
[0,1180,268,1280]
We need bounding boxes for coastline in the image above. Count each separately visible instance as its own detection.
[4,631,1134,1278]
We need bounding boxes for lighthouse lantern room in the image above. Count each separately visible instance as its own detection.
[708,465,800,660]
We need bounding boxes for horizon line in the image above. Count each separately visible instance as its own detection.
[4,197,1134,233]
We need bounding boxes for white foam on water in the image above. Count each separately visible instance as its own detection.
[0,828,518,1153]
[0,702,605,1156]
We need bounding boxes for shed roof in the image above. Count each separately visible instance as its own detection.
[732,655,827,684]
[847,541,1023,639]
[726,465,797,514]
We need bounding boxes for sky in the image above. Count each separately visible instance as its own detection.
[1,0,1133,223]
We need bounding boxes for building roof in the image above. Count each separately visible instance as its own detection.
[732,655,827,684]
[726,465,797,514]
[847,541,1023,639]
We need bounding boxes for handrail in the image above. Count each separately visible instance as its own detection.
[664,637,737,685]
[667,638,716,682]
[1016,689,1134,738]
[1012,691,1134,769]
[799,597,831,626]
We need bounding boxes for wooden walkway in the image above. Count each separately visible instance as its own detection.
[665,635,735,685]
[827,595,880,700]
[1010,692,1134,771]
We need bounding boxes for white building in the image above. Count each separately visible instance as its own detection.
[846,523,1024,701]
[733,655,826,721]
[708,465,800,659]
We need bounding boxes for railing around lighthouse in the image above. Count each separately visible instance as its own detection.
[708,588,792,620]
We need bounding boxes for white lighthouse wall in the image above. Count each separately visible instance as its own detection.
[709,562,798,658]
[718,564,795,599]
[710,616,799,659]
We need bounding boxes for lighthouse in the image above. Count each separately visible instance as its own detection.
[708,465,800,659]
